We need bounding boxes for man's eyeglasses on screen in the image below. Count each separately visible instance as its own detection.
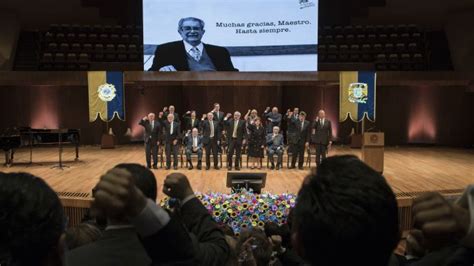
[181,26,203,31]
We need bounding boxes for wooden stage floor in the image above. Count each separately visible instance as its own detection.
[1,145,473,199]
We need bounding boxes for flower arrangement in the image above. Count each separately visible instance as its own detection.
[160,190,297,234]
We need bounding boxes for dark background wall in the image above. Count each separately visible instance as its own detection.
[1,84,473,147]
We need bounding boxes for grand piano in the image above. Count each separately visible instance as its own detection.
[0,127,80,167]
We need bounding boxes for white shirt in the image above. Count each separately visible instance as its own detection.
[150,120,155,130]
[210,120,214,138]
[193,136,198,147]
[233,120,239,138]
[183,41,204,60]
[170,121,174,135]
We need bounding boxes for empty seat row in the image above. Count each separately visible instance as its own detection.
[48,24,141,35]
[45,43,141,53]
[318,43,422,54]
[43,32,141,45]
[319,24,421,35]
[41,51,139,63]
[319,32,423,45]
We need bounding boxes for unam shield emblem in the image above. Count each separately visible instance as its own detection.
[97,83,116,102]
[348,83,368,104]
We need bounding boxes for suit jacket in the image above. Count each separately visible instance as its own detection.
[224,119,246,143]
[266,133,284,150]
[287,117,310,145]
[149,41,238,71]
[178,197,230,266]
[310,118,332,145]
[185,135,203,151]
[263,111,282,132]
[160,120,181,143]
[212,111,224,124]
[200,119,219,145]
[139,119,161,144]
[182,114,201,132]
[66,227,151,266]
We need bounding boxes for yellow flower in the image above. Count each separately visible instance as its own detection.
[252,221,257,227]
[215,204,221,209]
[258,221,265,227]
[276,211,282,217]
[214,211,221,216]
[231,212,237,218]
[238,206,243,211]
[227,209,233,214]
[242,203,248,209]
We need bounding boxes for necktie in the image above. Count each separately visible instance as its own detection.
[233,121,238,138]
[210,121,214,138]
[190,47,201,61]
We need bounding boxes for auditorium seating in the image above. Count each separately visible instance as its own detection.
[14,23,435,71]
[318,24,428,71]
[38,24,143,71]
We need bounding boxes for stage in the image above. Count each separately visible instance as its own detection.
[1,145,473,199]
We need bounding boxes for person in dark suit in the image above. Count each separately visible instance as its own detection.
[200,112,220,170]
[211,103,225,143]
[266,126,284,170]
[138,113,161,169]
[310,110,333,166]
[224,111,246,171]
[149,17,238,72]
[182,110,200,132]
[287,111,310,170]
[246,117,266,169]
[163,105,180,123]
[263,106,282,133]
[284,107,300,146]
[184,128,203,170]
[163,173,230,265]
[66,163,157,266]
[159,113,181,170]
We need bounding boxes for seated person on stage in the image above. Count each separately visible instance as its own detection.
[200,112,220,170]
[267,126,284,170]
[184,128,203,170]
[182,110,200,132]
[159,113,181,170]
[149,17,238,72]
[139,113,161,169]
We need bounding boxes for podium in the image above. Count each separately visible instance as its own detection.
[361,132,384,173]
[101,134,115,149]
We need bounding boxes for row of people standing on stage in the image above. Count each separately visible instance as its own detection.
[139,103,332,171]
